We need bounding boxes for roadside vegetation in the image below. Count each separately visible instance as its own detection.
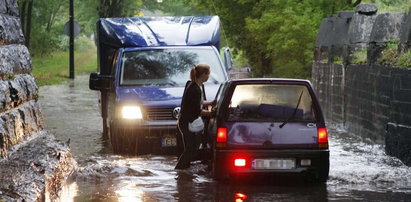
[19,0,411,86]
[32,45,97,86]
[377,40,411,68]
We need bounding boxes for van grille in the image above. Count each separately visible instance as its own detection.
[145,108,175,120]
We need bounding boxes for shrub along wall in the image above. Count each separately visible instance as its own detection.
[312,4,411,166]
[0,0,76,201]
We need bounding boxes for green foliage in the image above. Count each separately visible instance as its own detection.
[396,50,411,67]
[142,0,209,16]
[377,41,411,67]
[377,40,399,65]
[96,0,143,17]
[351,48,368,64]
[361,0,411,12]
[183,0,355,78]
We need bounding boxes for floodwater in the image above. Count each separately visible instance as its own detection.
[39,75,411,202]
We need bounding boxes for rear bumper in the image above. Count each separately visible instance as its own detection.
[213,149,329,177]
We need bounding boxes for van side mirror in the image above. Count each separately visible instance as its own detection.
[223,47,234,71]
[89,72,112,90]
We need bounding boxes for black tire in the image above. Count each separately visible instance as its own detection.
[211,155,228,181]
[314,159,330,183]
[110,121,140,154]
[102,117,109,140]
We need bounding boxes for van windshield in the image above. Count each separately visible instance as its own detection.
[120,48,226,86]
[227,84,317,122]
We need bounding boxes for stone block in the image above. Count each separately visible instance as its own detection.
[315,17,334,48]
[0,80,10,111]
[356,4,378,15]
[0,0,6,14]
[6,0,19,17]
[0,15,25,45]
[0,100,43,158]
[348,12,377,44]
[0,74,38,112]
[385,123,411,166]
[10,74,38,105]
[400,11,411,47]
[0,45,32,76]
[370,13,405,43]
[0,131,76,201]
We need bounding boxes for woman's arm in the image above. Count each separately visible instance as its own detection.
[203,99,217,107]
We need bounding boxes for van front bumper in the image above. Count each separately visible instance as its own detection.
[112,119,178,136]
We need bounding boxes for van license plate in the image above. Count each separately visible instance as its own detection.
[252,159,296,169]
[161,136,176,147]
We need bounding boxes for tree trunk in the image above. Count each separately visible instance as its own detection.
[25,0,33,49]
[19,0,27,35]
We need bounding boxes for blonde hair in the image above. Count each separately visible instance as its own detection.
[190,64,210,82]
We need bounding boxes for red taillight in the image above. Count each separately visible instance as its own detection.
[234,158,246,167]
[318,127,329,148]
[216,127,227,143]
[235,193,248,201]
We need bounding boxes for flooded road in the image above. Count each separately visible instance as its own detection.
[39,76,411,201]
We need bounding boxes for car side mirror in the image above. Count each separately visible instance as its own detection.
[89,72,112,90]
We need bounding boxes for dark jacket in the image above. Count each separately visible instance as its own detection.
[179,82,202,124]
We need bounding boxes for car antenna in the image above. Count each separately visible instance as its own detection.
[279,90,303,128]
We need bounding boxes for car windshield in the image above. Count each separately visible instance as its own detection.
[120,48,226,86]
[228,84,317,122]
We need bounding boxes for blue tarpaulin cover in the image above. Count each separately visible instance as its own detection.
[97,16,220,74]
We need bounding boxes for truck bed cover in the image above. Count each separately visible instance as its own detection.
[97,16,220,48]
[96,16,220,74]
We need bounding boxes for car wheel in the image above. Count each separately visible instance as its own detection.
[212,157,228,181]
[314,159,330,183]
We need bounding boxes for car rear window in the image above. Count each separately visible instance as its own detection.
[227,84,317,122]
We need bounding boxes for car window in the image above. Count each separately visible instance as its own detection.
[227,84,316,122]
[214,82,228,107]
[120,48,225,86]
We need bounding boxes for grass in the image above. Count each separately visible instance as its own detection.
[32,46,97,86]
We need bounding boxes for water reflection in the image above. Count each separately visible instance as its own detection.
[58,181,78,202]
[115,183,144,202]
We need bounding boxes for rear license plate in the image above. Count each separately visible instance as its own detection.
[252,159,296,169]
[161,136,176,147]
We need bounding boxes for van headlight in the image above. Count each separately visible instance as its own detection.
[121,106,143,119]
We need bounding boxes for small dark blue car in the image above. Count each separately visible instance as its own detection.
[207,78,329,183]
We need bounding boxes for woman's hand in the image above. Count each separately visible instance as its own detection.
[200,109,215,118]
[204,99,217,107]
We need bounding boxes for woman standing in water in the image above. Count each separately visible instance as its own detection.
[175,64,215,169]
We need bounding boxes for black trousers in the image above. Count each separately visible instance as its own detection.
[175,121,198,169]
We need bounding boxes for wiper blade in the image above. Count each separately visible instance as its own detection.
[279,90,304,128]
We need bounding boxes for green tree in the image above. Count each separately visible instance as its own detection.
[185,0,358,78]
[141,0,209,16]
[97,0,143,17]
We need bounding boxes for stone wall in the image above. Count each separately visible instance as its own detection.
[312,4,411,166]
[0,0,76,201]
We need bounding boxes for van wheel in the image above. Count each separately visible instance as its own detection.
[102,117,109,140]
[110,121,137,154]
[110,121,149,155]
